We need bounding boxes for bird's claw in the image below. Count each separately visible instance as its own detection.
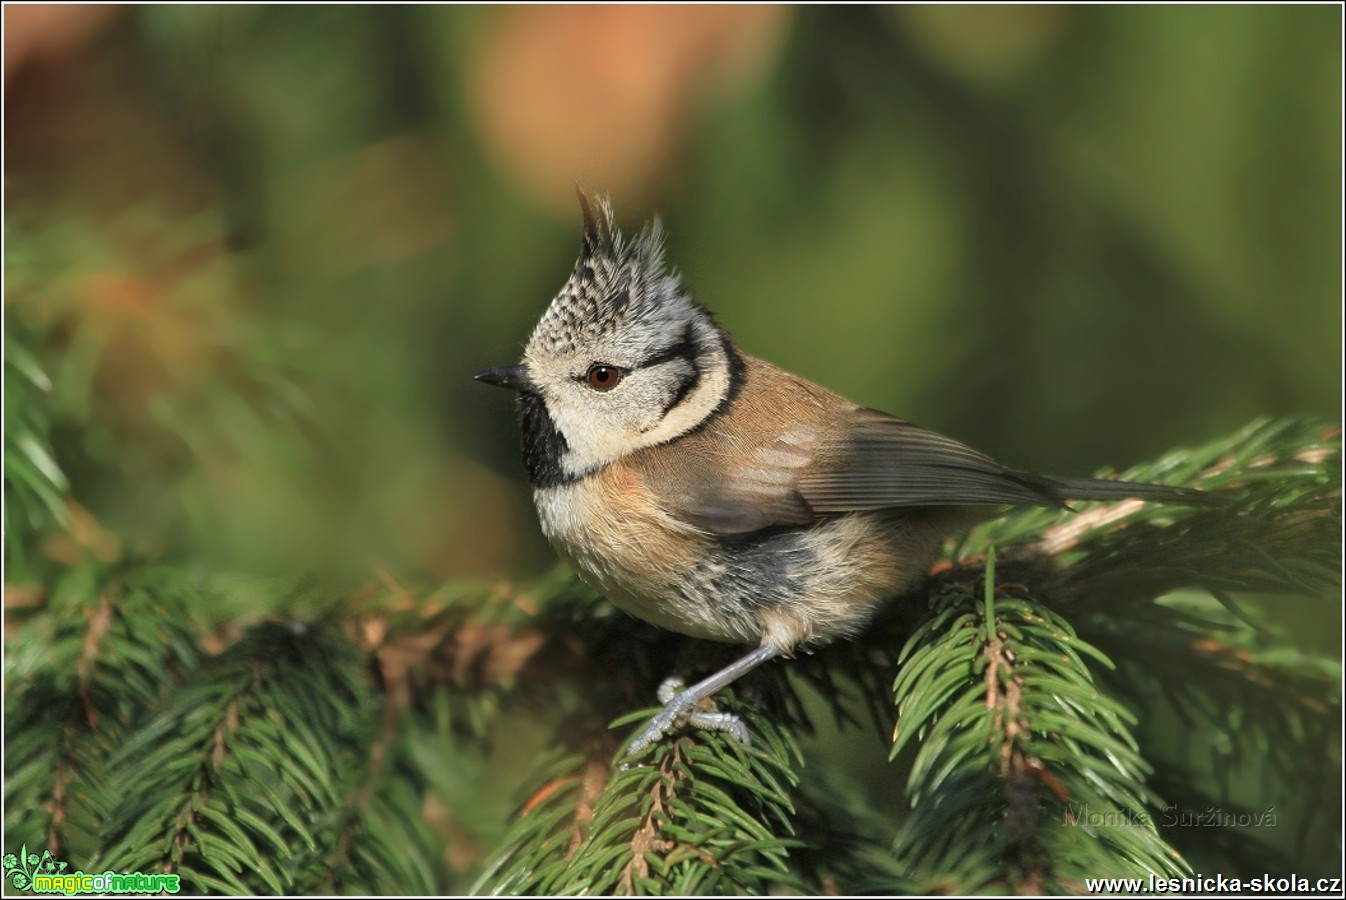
[684,710,750,745]
[627,678,752,756]
[656,676,685,704]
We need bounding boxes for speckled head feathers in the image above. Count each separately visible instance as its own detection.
[527,189,697,362]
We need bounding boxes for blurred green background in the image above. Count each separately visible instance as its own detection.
[5,4,1340,586]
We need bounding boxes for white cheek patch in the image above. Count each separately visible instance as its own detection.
[540,342,732,479]
[633,353,730,449]
[545,400,629,479]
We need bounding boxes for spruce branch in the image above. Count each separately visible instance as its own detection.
[4,416,1336,894]
[955,417,1341,873]
[93,621,383,894]
[890,550,1186,892]
[3,332,73,581]
[294,712,444,895]
[4,577,203,861]
[960,417,1339,604]
[473,711,804,895]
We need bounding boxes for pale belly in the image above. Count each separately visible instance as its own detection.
[533,482,952,651]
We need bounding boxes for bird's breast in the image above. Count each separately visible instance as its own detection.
[532,468,748,641]
[532,465,954,650]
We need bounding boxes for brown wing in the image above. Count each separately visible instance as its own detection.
[797,407,1064,512]
[635,432,817,533]
[798,407,1215,511]
[625,355,1185,538]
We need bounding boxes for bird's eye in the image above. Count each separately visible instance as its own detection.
[585,364,625,392]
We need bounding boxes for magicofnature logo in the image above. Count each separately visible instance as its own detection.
[4,845,180,895]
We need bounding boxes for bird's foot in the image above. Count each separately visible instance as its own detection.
[626,676,751,757]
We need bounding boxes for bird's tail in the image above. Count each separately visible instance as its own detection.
[1026,472,1222,507]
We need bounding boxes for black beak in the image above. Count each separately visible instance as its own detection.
[474,364,534,392]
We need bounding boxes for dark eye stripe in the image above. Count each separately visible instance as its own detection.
[571,322,697,388]
[660,359,702,415]
[639,322,697,369]
[644,322,702,417]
